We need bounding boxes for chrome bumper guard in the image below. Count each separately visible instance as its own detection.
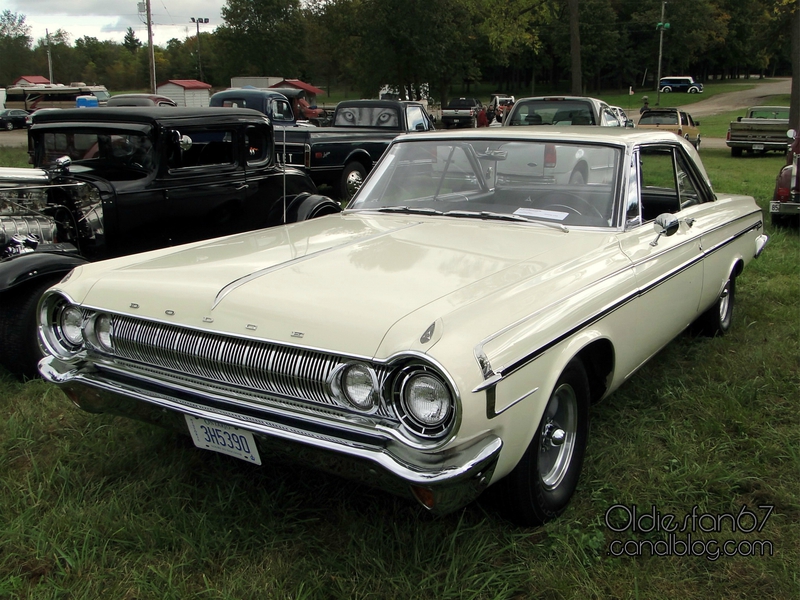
[39,356,502,515]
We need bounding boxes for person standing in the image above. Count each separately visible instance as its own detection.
[640,96,650,114]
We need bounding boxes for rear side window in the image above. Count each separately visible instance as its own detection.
[170,129,236,169]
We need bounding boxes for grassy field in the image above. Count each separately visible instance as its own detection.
[0,147,797,599]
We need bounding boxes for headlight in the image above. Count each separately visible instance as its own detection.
[330,362,379,413]
[403,374,450,426]
[343,363,376,410]
[59,306,84,346]
[39,293,86,359]
[85,313,114,353]
[394,365,455,438]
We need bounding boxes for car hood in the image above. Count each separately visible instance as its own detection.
[67,213,616,359]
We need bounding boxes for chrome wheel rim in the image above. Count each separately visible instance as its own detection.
[718,280,731,323]
[345,170,363,198]
[538,383,578,489]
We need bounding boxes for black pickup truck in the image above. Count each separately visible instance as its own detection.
[0,107,340,379]
[276,99,436,201]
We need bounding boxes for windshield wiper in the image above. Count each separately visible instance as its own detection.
[375,205,445,216]
[443,210,569,232]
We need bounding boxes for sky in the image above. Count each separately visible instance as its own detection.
[7,0,227,48]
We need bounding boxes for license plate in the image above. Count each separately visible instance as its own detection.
[752,144,764,150]
[185,415,262,465]
[770,202,780,213]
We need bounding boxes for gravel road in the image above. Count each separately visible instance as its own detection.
[0,79,791,151]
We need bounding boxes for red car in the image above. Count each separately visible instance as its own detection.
[771,129,800,227]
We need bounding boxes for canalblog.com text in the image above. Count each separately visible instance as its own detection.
[604,504,775,561]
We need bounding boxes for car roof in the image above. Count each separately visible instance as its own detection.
[398,125,692,146]
[29,106,269,127]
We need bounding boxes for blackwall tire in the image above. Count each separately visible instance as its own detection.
[0,276,63,380]
[496,358,590,526]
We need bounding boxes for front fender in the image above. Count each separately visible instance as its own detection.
[292,193,342,220]
[0,251,88,292]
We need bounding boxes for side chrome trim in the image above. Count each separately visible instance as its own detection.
[474,215,763,396]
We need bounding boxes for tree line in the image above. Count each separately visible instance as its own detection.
[0,0,795,105]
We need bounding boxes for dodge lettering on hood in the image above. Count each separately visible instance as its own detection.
[38,127,768,525]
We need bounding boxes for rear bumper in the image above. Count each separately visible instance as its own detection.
[770,199,800,215]
[726,140,788,151]
[39,355,502,514]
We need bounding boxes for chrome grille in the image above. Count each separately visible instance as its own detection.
[110,315,395,419]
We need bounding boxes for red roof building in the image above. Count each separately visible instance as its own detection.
[270,79,325,97]
[13,75,52,86]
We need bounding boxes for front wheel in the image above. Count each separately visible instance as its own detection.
[496,358,590,526]
[4,122,13,131]
[339,161,367,203]
[0,275,64,380]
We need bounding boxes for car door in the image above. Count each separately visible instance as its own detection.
[615,144,705,371]
[160,123,250,245]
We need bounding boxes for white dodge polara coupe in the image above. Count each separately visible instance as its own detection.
[38,128,768,526]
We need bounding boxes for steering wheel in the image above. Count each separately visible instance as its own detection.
[539,192,605,219]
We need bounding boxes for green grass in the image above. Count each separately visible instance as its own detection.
[1,143,798,599]
[0,146,30,168]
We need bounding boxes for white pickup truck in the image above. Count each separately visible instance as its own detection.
[726,106,790,157]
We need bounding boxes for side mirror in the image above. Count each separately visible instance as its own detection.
[650,213,679,246]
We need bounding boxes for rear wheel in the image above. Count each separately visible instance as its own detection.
[496,358,590,526]
[0,275,63,380]
[731,147,743,157]
[693,275,735,336]
[661,87,672,93]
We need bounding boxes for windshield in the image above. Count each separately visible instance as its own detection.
[349,138,622,228]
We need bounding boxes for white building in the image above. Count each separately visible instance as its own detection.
[155,80,212,107]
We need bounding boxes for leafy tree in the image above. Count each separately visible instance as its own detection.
[0,10,33,85]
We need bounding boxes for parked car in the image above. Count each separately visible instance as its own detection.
[106,94,178,107]
[770,128,800,226]
[638,107,701,148]
[440,97,484,129]
[37,127,768,526]
[25,107,60,127]
[269,87,327,126]
[0,108,30,130]
[209,88,306,129]
[658,76,703,94]
[277,99,436,201]
[0,107,340,379]
[727,106,790,157]
[503,96,622,127]
[609,105,633,128]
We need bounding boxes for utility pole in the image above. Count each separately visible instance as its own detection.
[190,18,209,82]
[45,29,53,84]
[656,1,669,106]
[138,1,157,93]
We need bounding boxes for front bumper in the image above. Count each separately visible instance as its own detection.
[39,356,502,515]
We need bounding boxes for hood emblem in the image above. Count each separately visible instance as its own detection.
[203,317,214,323]
[291,331,305,338]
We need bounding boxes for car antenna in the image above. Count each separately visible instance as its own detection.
[282,123,287,223]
